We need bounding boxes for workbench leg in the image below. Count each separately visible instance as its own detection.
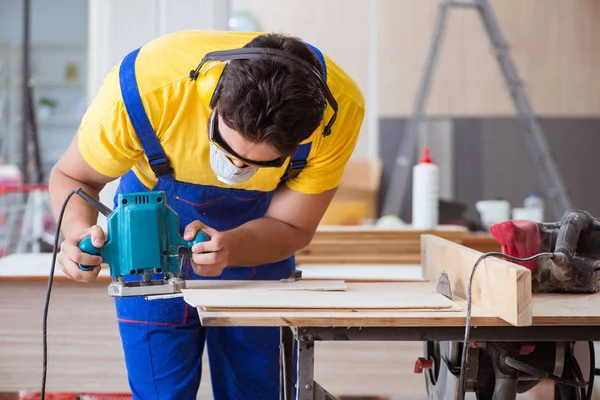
[280,326,295,400]
[296,338,316,400]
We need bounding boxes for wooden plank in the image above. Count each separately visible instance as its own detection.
[181,282,462,311]
[296,254,422,265]
[183,279,347,291]
[420,234,532,327]
[297,264,424,282]
[296,225,469,265]
[196,283,600,328]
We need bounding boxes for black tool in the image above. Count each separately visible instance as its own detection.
[534,210,600,293]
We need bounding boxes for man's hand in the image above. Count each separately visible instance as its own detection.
[184,220,229,277]
[57,225,106,282]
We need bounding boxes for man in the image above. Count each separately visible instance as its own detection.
[49,30,364,399]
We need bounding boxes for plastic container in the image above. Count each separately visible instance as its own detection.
[476,200,511,230]
[412,147,439,229]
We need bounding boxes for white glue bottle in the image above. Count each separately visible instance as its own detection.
[412,147,439,229]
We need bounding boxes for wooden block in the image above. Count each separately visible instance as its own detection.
[420,234,532,327]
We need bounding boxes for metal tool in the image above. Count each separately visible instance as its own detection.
[418,339,593,400]
[77,190,208,297]
[436,271,452,300]
[421,209,600,399]
[380,0,573,221]
[533,210,600,293]
[281,270,302,282]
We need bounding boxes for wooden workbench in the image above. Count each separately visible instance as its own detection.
[191,281,600,328]
[3,251,600,399]
[182,281,600,400]
[0,254,428,398]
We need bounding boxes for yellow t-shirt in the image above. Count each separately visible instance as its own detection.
[78,30,365,195]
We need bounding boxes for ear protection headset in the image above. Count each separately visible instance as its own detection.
[189,47,338,137]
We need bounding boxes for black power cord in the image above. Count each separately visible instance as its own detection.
[457,251,555,400]
[585,341,595,400]
[41,188,106,399]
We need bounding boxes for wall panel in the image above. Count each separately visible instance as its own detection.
[378,0,600,117]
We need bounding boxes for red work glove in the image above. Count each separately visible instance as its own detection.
[489,220,541,271]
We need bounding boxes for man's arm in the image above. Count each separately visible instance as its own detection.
[49,133,115,239]
[187,184,336,275]
[226,184,337,265]
[48,133,117,280]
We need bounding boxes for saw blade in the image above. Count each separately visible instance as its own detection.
[436,271,453,300]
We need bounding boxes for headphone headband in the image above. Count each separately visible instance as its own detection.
[189,47,338,137]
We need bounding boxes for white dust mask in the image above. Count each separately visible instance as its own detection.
[209,143,258,185]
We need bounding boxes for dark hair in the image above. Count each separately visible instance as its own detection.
[215,33,328,157]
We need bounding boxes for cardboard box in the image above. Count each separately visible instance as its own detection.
[321,159,382,224]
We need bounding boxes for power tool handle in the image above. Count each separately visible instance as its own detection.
[77,236,102,271]
[188,231,210,248]
[556,211,593,256]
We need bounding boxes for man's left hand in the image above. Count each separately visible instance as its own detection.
[183,220,229,277]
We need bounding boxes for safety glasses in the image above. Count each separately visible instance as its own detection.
[208,110,288,168]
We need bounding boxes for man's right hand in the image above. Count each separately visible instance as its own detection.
[57,225,106,282]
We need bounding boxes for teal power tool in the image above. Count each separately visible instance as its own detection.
[77,190,208,297]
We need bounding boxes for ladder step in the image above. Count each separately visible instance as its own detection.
[450,1,479,6]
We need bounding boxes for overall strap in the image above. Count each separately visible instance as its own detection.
[119,47,174,178]
[279,143,312,183]
[303,42,327,80]
[278,42,326,184]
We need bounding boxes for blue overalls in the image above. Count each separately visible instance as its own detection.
[111,44,326,400]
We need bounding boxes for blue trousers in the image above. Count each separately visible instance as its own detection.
[115,294,281,400]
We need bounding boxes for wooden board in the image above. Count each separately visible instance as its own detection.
[193,283,600,328]
[296,225,468,265]
[183,279,347,291]
[420,234,532,327]
[297,264,424,282]
[181,281,462,312]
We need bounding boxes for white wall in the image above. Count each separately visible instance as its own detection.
[0,0,88,43]
[87,0,231,216]
[87,0,229,104]
[230,0,376,160]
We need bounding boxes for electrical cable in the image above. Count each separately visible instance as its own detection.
[40,188,102,400]
[457,251,555,400]
[585,341,595,400]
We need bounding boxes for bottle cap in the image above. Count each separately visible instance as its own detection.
[420,147,432,164]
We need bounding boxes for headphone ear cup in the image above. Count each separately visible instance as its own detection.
[209,76,224,109]
[209,64,228,109]
[196,62,226,109]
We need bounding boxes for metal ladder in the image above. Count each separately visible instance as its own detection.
[380,0,573,221]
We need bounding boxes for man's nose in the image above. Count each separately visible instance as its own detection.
[231,158,247,168]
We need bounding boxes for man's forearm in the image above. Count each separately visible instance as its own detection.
[48,167,103,241]
[222,217,313,267]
